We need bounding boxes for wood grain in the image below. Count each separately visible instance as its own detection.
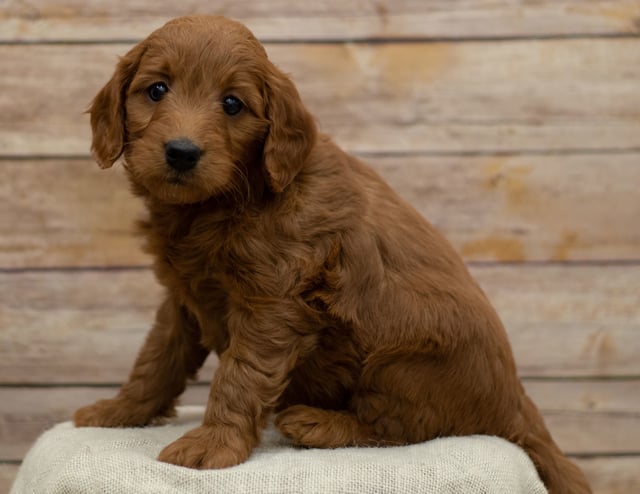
[0,160,148,269]
[2,153,639,268]
[1,380,638,459]
[0,464,20,494]
[524,380,640,415]
[1,0,639,42]
[521,379,640,455]
[376,153,640,263]
[1,265,637,384]
[576,457,640,494]
[477,264,640,378]
[0,268,217,385]
[2,39,639,157]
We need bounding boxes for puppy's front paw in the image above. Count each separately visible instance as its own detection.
[73,398,168,428]
[158,425,252,469]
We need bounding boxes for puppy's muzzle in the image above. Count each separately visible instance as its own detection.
[165,138,202,172]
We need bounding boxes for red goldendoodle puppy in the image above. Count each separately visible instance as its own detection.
[74,15,591,493]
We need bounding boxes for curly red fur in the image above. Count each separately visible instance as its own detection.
[73,15,591,492]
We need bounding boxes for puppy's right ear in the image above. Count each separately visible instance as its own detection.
[89,44,145,169]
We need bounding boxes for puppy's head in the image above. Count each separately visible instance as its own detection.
[90,15,316,204]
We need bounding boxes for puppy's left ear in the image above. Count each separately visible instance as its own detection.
[89,43,145,169]
[263,67,317,193]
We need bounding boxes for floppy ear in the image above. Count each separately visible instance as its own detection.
[263,67,317,192]
[89,44,145,169]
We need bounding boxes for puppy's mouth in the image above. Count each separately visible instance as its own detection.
[163,170,206,195]
[153,165,229,204]
[124,146,236,204]
[167,173,189,186]
[154,176,210,204]
[125,163,206,204]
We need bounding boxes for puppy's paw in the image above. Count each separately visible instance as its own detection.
[158,425,252,469]
[276,405,373,448]
[275,405,333,447]
[73,398,167,428]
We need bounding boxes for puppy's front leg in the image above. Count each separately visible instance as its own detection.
[74,297,209,427]
[159,297,311,469]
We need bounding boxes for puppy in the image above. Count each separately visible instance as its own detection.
[74,15,591,493]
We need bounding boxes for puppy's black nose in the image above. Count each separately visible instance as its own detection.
[165,139,201,172]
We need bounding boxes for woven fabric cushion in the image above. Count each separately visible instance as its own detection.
[11,406,546,494]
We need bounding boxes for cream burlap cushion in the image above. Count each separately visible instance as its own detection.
[11,406,546,493]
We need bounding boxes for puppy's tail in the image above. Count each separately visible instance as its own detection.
[518,396,592,494]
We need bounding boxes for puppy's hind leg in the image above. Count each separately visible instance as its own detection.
[275,405,385,448]
[276,350,456,449]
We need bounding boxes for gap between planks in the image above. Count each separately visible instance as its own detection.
[2,260,639,275]
[1,33,639,47]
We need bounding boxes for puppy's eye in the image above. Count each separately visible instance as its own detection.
[222,95,244,116]
[147,82,169,102]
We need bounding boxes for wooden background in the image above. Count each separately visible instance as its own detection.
[1,1,639,492]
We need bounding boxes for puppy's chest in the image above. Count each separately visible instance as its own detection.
[146,207,335,314]
[144,213,230,302]
[156,237,227,301]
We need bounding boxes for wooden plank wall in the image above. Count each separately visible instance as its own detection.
[1,1,639,492]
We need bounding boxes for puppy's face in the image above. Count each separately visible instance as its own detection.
[90,16,316,204]
[123,18,270,204]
